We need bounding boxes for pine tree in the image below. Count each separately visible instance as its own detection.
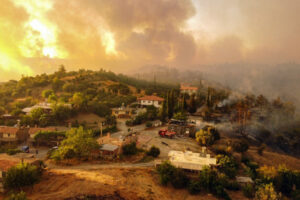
[189,94,197,113]
[160,99,167,122]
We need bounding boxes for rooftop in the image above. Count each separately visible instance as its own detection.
[180,84,198,91]
[168,150,217,171]
[138,95,164,102]
[0,126,23,134]
[100,144,119,152]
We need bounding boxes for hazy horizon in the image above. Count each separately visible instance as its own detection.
[1,0,300,78]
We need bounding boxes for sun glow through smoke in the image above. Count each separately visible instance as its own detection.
[14,0,67,59]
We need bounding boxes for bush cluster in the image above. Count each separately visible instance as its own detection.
[5,191,28,200]
[146,146,160,158]
[217,155,239,178]
[4,163,40,189]
[122,142,138,156]
[157,162,232,200]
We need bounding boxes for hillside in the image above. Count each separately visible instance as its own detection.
[0,67,175,127]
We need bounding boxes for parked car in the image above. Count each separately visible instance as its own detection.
[21,146,29,153]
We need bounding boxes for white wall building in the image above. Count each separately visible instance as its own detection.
[138,95,164,108]
[168,150,217,171]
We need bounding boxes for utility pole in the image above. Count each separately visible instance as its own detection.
[98,122,103,138]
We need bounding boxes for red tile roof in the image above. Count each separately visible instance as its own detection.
[138,95,164,102]
[0,126,20,135]
[180,85,198,91]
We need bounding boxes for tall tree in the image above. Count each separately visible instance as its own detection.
[189,94,197,113]
[160,98,167,122]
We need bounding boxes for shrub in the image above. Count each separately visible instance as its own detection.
[122,142,138,156]
[147,146,160,158]
[217,155,238,178]
[157,161,176,185]
[214,184,231,200]
[4,163,40,189]
[125,120,133,126]
[242,183,255,198]
[5,191,28,200]
[274,166,294,196]
[6,149,22,155]
[157,161,189,188]
[255,183,281,200]
[188,180,202,194]
[170,169,189,189]
[146,121,153,128]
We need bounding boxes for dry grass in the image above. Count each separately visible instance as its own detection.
[248,148,300,170]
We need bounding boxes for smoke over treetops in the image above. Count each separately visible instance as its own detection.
[0,0,299,106]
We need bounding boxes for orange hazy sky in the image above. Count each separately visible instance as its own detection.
[0,0,299,80]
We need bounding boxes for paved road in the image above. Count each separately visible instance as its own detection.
[112,119,146,138]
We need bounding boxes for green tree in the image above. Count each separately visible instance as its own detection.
[72,92,86,111]
[195,126,220,146]
[173,112,187,121]
[147,146,160,158]
[30,108,45,125]
[62,82,75,92]
[51,127,99,160]
[217,155,238,178]
[52,104,72,122]
[255,183,281,200]
[189,94,197,113]
[48,93,58,102]
[52,77,64,91]
[156,161,176,185]
[122,142,138,156]
[159,98,167,122]
[42,89,54,99]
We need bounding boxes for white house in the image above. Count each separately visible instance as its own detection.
[137,95,164,108]
[168,150,217,171]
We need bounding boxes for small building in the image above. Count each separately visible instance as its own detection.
[137,95,164,108]
[168,150,217,171]
[236,176,254,186]
[22,102,53,115]
[112,105,134,118]
[0,126,28,144]
[180,84,198,95]
[22,102,71,115]
[168,120,196,137]
[99,144,119,157]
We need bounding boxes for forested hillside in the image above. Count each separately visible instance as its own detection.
[0,66,175,127]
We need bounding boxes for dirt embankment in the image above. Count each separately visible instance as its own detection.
[15,167,224,200]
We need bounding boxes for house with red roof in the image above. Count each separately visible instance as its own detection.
[137,95,164,108]
[180,84,198,95]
